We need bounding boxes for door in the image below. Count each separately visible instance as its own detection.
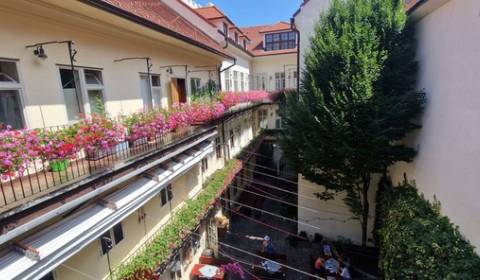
[169,78,187,107]
[177,78,187,103]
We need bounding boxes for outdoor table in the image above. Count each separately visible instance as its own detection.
[190,264,225,280]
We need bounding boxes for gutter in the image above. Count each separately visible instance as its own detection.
[291,17,301,92]
[0,130,218,247]
[78,0,234,60]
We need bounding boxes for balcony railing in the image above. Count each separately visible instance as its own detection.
[0,126,196,209]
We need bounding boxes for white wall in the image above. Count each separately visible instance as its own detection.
[297,176,376,246]
[251,54,297,91]
[389,0,480,250]
[294,0,331,76]
[0,1,222,128]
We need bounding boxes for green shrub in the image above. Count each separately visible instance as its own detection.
[379,184,480,279]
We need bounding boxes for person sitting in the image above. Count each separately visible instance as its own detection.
[313,256,326,276]
[339,262,351,279]
[262,235,274,255]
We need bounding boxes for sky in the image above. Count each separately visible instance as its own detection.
[195,0,303,27]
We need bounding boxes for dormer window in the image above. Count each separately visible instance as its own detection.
[265,31,296,51]
[243,40,247,49]
[223,22,228,36]
[235,32,239,44]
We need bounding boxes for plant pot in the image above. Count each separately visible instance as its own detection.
[128,137,148,148]
[86,146,115,160]
[50,159,70,172]
[115,141,129,153]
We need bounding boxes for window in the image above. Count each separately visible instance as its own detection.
[39,272,55,280]
[151,74,161,107]
[201,158,208,173]
[265,31,296,51]
[160,188,168,206]
[100,223,123,255]
[235,32,239,44]
[190,78,201,95]
[223,22,228,36]
[224,70,231,91]
[84,70,105,115]
[275,72,285,90]
[240,73,244,91]
[243,40,247,49]
[259,109,268,129]
[60,68,83,121]
[233,71,239,92]
[229,129,234,147]
[215,137,222,159]
[60,67,105,121]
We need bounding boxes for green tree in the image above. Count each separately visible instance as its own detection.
[280,0,425,246]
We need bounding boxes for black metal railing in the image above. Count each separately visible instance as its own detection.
[0,126,196,208]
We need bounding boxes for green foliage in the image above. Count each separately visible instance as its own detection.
[115,159,241,279]
[191,79,219,102]
[279,0,425,244]
[378,184,480,279]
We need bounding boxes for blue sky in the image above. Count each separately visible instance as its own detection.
[196,0,303,27]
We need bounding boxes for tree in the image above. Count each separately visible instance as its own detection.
[280,0,425,246]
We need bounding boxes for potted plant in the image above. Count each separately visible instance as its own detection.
[76,114,126,160]
[0,126,40,180]
[39,125,79,172]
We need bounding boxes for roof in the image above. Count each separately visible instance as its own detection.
[195,5,226,20]
[0,142,213,279]
[241,22,298,57]
[81,0,231,58]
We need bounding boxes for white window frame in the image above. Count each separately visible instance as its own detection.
[0,58,27,128]
[58,66,106,123]
[233,71,238,92]
[190,77,201,95]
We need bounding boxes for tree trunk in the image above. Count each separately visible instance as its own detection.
[361,174,371,247]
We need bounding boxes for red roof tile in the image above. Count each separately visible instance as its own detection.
[241,22,298,56]
[96,0,230,58]
[195,5,226,19]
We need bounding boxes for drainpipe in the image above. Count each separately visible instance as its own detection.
[291,17,301,92]
[219,58,237,91]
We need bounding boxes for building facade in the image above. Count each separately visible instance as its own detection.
[0,0,286,279]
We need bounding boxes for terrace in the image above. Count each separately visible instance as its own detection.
[0,91,276,240]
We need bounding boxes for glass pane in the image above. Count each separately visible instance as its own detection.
[60,69,76,89]
[0,90,23,129]
[288,41,296,48]
[113,223,124,244]
[151,75,161,87]
[273,43,280,50]
[273,33,280,41]
[0,61,19,83]
[152,88,161,107]
[281,42,288,49]
[289,32,296,40]
[265,34,272,43]
[84,69,103,85]
[281,32,288,40]
[88,90,105,115]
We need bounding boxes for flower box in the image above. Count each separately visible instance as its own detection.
[128,137,148,148]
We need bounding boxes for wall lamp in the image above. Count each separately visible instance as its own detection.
[25,41,77,64]
[159,65,188,76]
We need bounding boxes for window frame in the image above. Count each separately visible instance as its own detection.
[190,77,201,95]
[58,66,106,122]
[264,31,296,51]
[100,223,124,255]
[0,59,27,128]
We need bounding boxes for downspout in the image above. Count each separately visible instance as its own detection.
[291,17,301,92]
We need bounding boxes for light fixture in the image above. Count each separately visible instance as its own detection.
[166,67,174,74]
[33,45,47,59]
